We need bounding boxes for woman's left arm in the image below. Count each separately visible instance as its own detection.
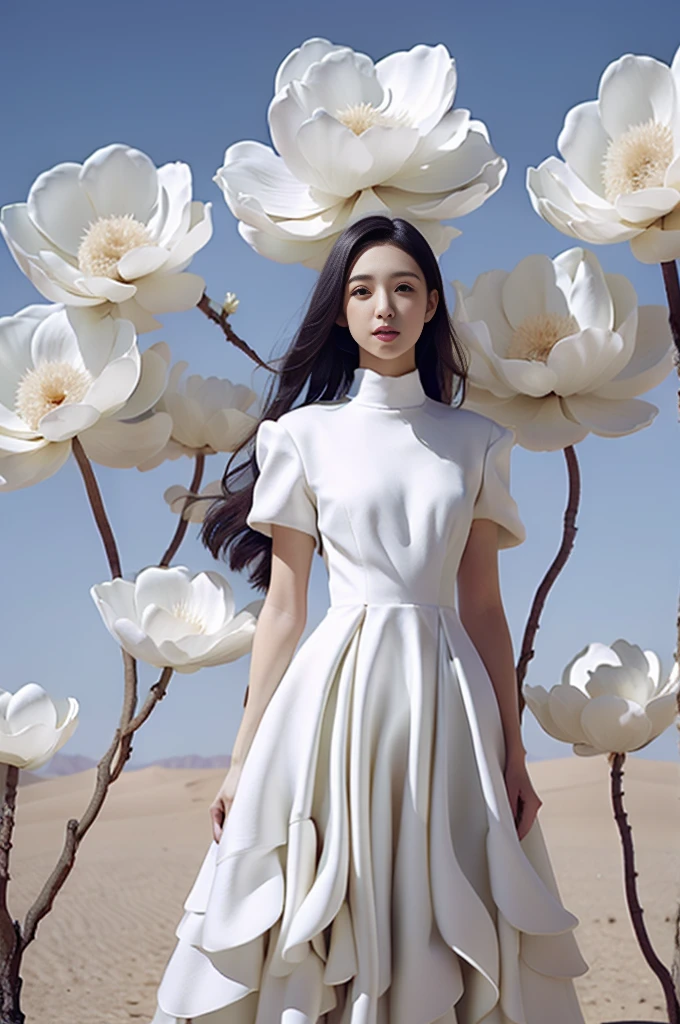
[457,518,541,839]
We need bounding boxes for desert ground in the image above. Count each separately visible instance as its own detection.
[12,755,679,1024]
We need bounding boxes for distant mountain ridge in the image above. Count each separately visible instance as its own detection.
[20,751,232,784]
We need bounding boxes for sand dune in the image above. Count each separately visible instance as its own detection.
[13,756,679,1024]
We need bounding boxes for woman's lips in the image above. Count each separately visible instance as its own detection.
[373,330,399,340]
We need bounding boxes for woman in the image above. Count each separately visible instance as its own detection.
[148,215,588,1024]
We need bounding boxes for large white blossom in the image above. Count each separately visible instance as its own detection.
[0,304,172,491]
[215,38,506,269]
[526,47,680,263]
[453,247,673,451]
[137,362,258,471]
[523,641,678,756]
[0,682,79,770]
[91,566,263,674]
[0,144,212,332]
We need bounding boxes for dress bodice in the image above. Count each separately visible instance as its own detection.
[246,366,525,609]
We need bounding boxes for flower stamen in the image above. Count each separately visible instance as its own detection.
[602,118,674,204]
[15,361,93,430]
[171,600,207,634]
[335,102,412,135]
[77,214,152,279]
[506,312,580,362]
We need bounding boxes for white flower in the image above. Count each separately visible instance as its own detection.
[215,38,506,269]
[137,362,258,471]
[164,480,222,522]
[0,682,79,770]
[0,144,212,332]
[526,47,680,263]
[91,566,262,674]
[0,304,172,490]
[222,291,240,315]
[453,247,673,451]
[523,641,678,756]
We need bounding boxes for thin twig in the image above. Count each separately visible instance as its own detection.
[197,293,274,370]
[71,438,122,579]
[609,751,680,1022]
[516,445,581,716]
[159,454,206,567]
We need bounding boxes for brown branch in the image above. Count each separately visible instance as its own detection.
[159,454,206,567]
[20,659,174,950]
[197,293,274,370]
[609,751,680,1022]
[516,445,581,716]
[121,666,174,737]
[661,260,680,363]
[71,437,122,579]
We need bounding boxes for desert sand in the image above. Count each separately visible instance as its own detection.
[12,755,679,1024]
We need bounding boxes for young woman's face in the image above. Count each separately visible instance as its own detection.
[336,242,439,372]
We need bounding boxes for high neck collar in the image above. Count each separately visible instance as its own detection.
[349,366,427,409]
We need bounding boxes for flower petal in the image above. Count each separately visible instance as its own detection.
[585,664,655,705]
[80,144,159,223]
[598,54,677,139]
[163,202,213,272]
[30,307,83,368]
[151,161,192,244]
[39,403,100,442]
[547,328,627,397]
[562,249,613,330]
[0,303,58,408]
[521,684,574,742]
[133,272,205,314]
[117,245,170,282]
[83,347,141,415]
[78,411,172,468]
[502,254,570,330]
[595,305,673,399]
[134,565,193,615]
[0,440,71,491]
[117,341,170,420]
[26,163,96,256]
[216,141,334,219]
[614,188,679,224]
[580,694,652,754]
[547,685,590,744]
[642,693,678,744]
[630,205,680,262]
[376,42,456,135]
[562,394,658,436]
[557,100,609,197]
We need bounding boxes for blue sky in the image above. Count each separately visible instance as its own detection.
[1,0,679,769]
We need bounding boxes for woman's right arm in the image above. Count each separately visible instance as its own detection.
[209,523,316,841]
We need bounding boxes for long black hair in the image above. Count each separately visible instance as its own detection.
[201,215,469,592]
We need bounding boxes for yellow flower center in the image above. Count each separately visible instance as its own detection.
[505,312,580,362]
[602,118,674,204]
[77,214,152,279]
[335,102,412,135]
[171,600,207,634]
[15,361,93,430]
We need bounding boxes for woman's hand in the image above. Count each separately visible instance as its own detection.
[504,752,542,841]
[209,761,244,843]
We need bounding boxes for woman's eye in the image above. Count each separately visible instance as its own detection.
[351,283,414,297]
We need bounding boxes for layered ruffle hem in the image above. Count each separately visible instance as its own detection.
[149,602,588,1024]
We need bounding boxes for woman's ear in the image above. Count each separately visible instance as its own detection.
[336,311,348,328]
[424,288,439,323]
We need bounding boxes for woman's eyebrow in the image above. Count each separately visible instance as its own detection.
[347,270,421,284]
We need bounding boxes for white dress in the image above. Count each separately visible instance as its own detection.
[148,365,588,1024]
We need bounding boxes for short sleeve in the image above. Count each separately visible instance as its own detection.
[472,423,526,549]
[246,418,321,552]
